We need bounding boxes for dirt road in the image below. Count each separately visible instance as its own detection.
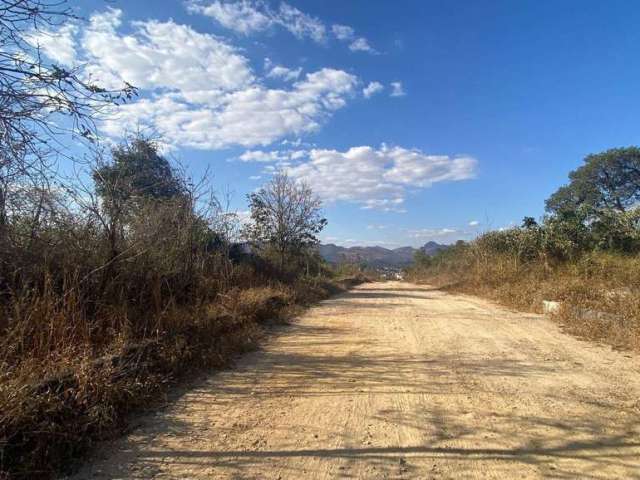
[71,282,640,479]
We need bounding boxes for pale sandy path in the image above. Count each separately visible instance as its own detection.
[70,282,640,479]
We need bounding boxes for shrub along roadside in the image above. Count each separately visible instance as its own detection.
[406,241,640,353]
[0,133,358,480]
[0,275,366,480]
[407,146,640,353]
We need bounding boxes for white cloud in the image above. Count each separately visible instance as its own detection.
[188,2,376,52]
[83,9,254,99]
[469,220,480,226]
[249,175,262,180]
[349,37,375,53]
[239,150,286,162]
[331,23,376,54]
[50,9,358,150]
[361,198,406,212]
[102,68,357,149]
[390,81,406,97]
[238,148,309,165]
[277,2,326,42]
[187,0,326,43]
[363,81,384,98]
[185,0,271,34]
[29,24,78,66]
[408,228,458,238]
[281,145,477,211]
[331,24,354,40]
[264,58,302,81]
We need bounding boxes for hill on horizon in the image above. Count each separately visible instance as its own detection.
[318,241,448,268]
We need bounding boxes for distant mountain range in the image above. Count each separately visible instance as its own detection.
[318,241,448,267]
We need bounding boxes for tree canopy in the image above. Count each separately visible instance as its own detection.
[546,147,640,216]
[93,138,186,208]
[244,172,326,269]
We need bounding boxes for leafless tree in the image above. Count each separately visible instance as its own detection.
[0,0,136,240]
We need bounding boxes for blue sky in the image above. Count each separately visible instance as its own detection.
[48,0,640,247]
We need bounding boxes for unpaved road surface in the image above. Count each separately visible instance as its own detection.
[71,282,640,479]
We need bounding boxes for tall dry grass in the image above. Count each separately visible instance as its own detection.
[0,133,376,478]
[0,182,368,477]
[0,258,364,479]
[407,246,640,352]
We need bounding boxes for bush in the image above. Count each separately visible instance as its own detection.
[406,220,640,352]
[0,137,355,479]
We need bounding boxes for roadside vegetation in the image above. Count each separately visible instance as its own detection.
[0,2,366,478]
[408,147,640,352]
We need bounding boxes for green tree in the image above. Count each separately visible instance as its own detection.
[589,208,640,252]
[413,249,431,267]
[93,138,186,208]
[244,172,327,271]
[92,137,187,259]
[546,147,640,216]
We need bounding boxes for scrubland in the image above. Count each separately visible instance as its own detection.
[407,229,640,352]
[0,137,367,479]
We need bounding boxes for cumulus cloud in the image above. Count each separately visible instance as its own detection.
[82,10,254,100]
[264,58,302,81]
[363,81,384,98]
[186,0,326,42]
[28,24,78,66]
[349,37,375,53]
[238,148,307,165]
[331,24,354,40]
[102,67,357,149]
[239,150,286,162]
[267,65,301,81]
[390,81,406,97]
[331,22,376,54]
[275,145,477,211]
[45,9,358,150]
[185,0,272,34]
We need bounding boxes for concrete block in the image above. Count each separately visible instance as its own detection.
[542,300,561,315]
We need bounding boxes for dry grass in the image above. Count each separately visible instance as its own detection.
[407,252,640,352]
[0,276,365,480]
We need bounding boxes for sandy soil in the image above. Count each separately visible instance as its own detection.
[69,282,640,479]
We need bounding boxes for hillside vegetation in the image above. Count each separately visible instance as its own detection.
[408,147,640,352]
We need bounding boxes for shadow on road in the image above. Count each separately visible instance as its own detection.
[73,282,640,480]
